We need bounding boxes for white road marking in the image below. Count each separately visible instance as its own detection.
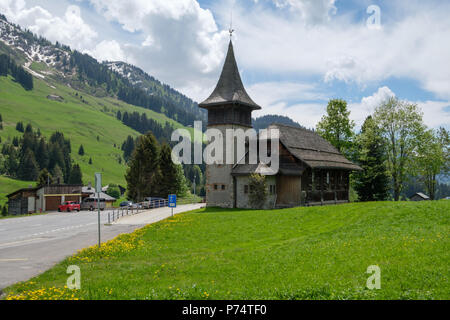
[0,238,47,248]
[0,258,29,262]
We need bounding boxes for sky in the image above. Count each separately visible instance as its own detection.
[0,0,449,130]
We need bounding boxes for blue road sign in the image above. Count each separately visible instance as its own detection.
[169,194,177,208]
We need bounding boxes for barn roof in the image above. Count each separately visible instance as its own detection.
[6,187,37,198]
[269,123,362,171]
[412,192,430,200]
[199,40,261,110]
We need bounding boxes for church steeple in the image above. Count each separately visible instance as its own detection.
[199,40,261,111]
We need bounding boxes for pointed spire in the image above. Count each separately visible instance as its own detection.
[199,40,261,110]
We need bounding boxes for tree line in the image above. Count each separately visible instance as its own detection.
[0,122,82,185]
[69,51,204,126]
[316,98,449,201]
[117,111,174,143]
[0,54,33,90]
[125,132,188,202]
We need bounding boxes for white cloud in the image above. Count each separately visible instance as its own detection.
[350,86,450,129]
[247,81,327,127]
[80,0,229,98]
[86,40,126,63]
[272,0,337,25]
[349,86,395,128]
[418,101,450,129]
[225,1,450,100]
[0,1,97,51]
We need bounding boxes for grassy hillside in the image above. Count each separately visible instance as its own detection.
[3,201,449,300]
[0,176,33,207]
[0,74,190,189]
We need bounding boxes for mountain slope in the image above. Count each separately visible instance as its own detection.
[0,72,191,191]
[0,13,203,200]
[0,14,204,126]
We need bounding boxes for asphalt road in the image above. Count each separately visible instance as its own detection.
[0,204,204,290]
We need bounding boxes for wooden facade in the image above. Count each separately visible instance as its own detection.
[208,105,252,127]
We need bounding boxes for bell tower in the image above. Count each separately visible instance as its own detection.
[199,40,261,207]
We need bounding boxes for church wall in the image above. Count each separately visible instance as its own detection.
[235,175,277,209]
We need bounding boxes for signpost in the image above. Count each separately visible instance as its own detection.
[168,194,177,217]
[95,173,102,248]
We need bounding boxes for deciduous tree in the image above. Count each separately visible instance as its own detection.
[316,99,355,155]
[374,97,425,201]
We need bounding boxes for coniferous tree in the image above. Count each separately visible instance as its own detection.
[18,149,39,180]
[37,168,52,187]
[125,132,161,202]
[121,136,135,162]
[68,164,83,184]
[25,123,33,133]
[16,122,24,132]
[89,157,92,165]
[36,138,49,170]
[158,143,187,197]
[353,116,390,201]
[52,165,64,184]
[78,144,85,156]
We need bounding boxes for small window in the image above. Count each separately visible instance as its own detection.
[214,184,218,190]
[221,184,226,190]
[244,185,249,194]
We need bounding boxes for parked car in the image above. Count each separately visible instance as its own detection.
[81,197,106,211]
[58,201,80,212]
[142,197,167,209]
[120,201,133,208]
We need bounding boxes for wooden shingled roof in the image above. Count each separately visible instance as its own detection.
[269,123,362,171]
[199,40,261,110]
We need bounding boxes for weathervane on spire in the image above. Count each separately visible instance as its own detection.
[229,10,235,39]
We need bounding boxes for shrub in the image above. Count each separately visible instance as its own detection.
[248,174,268,209]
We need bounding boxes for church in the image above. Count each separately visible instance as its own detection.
[199,40,361,209]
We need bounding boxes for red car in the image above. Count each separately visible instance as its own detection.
[58,201,81,212]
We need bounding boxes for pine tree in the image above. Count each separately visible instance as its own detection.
[89,157,92,165]
[16,122,24,132]
[78,144,85,156]
[158,143,187,197]
[18,148,39,180]
[52,165,64,184]
[68,164,83,184]
[353,116,390,201]
[37,168,52,187]
[25,123,33,133]
[121,136,135,162]
[36,138,49,170]
[125,132,161,202]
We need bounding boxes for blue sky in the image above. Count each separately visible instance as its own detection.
[1,0,449,129]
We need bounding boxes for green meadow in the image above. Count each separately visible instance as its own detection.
[0,176,34,208]
[0,74,190,190]
[3,201,449,300]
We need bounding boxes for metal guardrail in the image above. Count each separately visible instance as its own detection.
[106,197,205,223]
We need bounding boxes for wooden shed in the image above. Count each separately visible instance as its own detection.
[6,187,38,215]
